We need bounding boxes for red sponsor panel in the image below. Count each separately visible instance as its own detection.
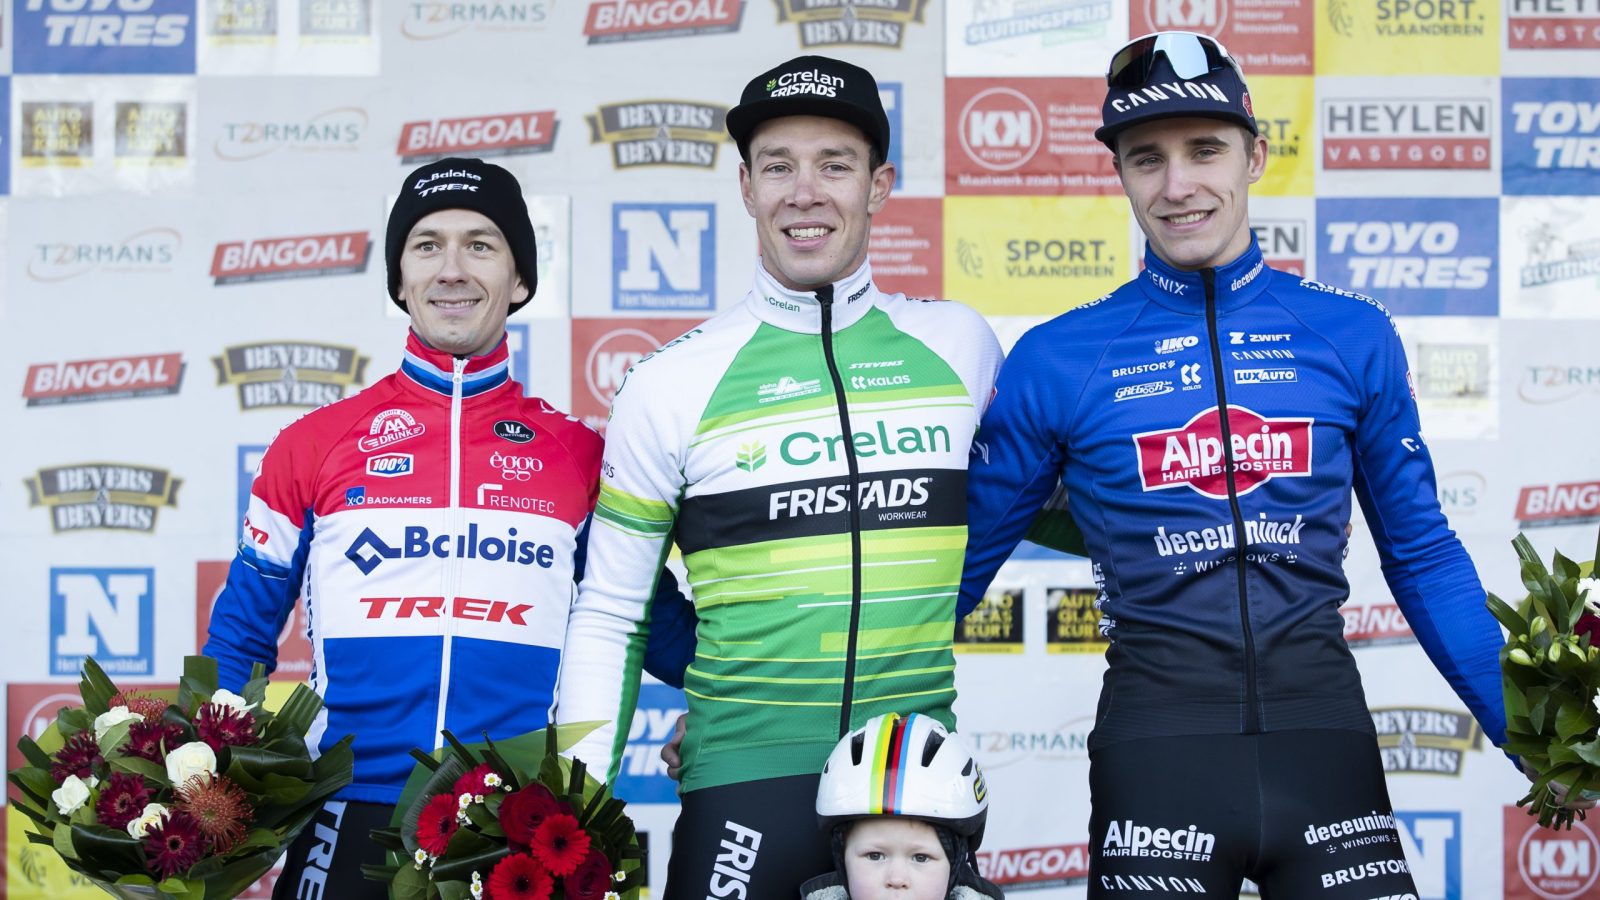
[570,319,701,435]
[1509,15,1600,49]
[210,232,372,284]
[869,198,943,299]
[1505,807,1600,900]
[396,112,558,162]
[945,79,1118,196]
[583,0,744,42]
[1250,219,1308,277]
[6,683,87,775]
[1341,601,1415,647]
[1131,0,1314,74]
[23,353,184,406]
[976,843,1091,889]
[1324,138,1491,169]
[195,561,314,683]
[1516,480,1600,527]
[1133,406,1314,499]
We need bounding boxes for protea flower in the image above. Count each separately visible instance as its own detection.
[176,773,253,854]
[110,691,171,722]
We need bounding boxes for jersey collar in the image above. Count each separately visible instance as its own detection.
[744,258,880,334]
[1137,235,1269,315]
[398,330,511,399]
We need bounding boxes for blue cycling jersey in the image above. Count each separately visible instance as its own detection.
[960,238,1507,752]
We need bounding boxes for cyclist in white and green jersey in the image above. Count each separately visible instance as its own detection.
[556,55,1002,899]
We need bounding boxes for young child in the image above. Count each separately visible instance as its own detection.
[800,713,1005,900]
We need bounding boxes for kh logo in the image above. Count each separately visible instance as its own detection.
[1506,808,1600,900]
[50,568,155,676]
[1149,0,1225,28]
[959,87,1042,172]
[612,203,715,311]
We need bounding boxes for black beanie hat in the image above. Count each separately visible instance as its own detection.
[726,55,890,164]
[1095,56,1257,150]
[385,157,538,314]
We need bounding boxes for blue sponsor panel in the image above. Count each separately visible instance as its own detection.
[0,78,10,196]
[1394,811,1461,900]
[237,444,267,525]
[881,81,903,190]
[50,568,155,676]
[16,0,197,74]
[611,683,689,804]
[1315,198,1498,316]
[612,203,715,311]
[1503,78,1600,196]
[505,323,531,394]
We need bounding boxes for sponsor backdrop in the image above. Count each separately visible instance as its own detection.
[2,1,1598,897]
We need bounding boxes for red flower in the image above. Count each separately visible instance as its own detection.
[415,794,460,856]
[499,783,568,849]
[488,853,552,900]
[194,703,259,753]
[124,718,186,763]
[1576,613,1600,645]
[50,731,103,782]
[94,772,151,830]
[143,809,206,879]
[564,846,615,900]
[452,762,498,799]
[530,814,591,878]
[110,692,170,722]
[177,773,254,854]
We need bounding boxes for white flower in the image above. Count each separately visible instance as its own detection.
[208,689,256,711]
[484,773,502,789]
[51,774,94,816]
[413,848,430,870]
[1593,687,1600,717]
[613,870,627,882]
[458,793,473,809]
[164,741,217,786]
[127,803,168,838]
[1579,577,1600,615]
[93,706,143,742]
[605,893,620,900]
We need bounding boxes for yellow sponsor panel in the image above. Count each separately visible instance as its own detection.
[7,806,104,898]
[1250,76,1316,197]
[944,196,1129,317]
[1315,0,1498,75]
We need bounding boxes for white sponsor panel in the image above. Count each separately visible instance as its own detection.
[1316,77,1500,197]
[1394,315,1499,440]
[1500,196,1600,320]
[12,75,196,196]
[945,0,1128,76]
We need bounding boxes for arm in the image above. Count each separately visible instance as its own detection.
[959,331,1069,618]
[571,518,696,690]
[557,373,685,781]
[1350,317,1508,748]
[202,439,313,691]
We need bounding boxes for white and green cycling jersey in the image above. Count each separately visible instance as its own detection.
[557,261,1001,793]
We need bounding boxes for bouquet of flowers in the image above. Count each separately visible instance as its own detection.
[7,656,353,898]
[1488,526,1600,830]
[364,724,642,900]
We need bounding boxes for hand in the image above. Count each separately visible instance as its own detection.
[661,713,688,782]
[1524,760,1599,812]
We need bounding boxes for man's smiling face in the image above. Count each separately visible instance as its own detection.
[397,208,524,356]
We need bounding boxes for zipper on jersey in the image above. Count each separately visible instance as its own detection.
[817,285,865,739]
[1201,268,1261,734]
[433,357,468,747]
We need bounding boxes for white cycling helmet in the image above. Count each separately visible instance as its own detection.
[817,712,988,845]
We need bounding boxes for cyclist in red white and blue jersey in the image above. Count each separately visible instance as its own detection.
[204,158,694,900]
[958,33,1521,898]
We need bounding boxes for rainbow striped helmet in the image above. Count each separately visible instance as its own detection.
[816,713,989,844]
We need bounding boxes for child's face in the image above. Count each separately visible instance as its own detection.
[843,818,951,900]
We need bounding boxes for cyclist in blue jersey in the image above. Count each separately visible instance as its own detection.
[958,31,1580,898]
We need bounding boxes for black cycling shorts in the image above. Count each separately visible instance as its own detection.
[663,773,833,900]
[1087,730,1419,899]
[273,799,394,900]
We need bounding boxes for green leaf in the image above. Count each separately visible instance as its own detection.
[109,755,170,785]
[1531,695,1551,734]
[53,818,79,860]
[264,685,326,743]
[1488,593,1530,638]
[17,733,56,770]
[69,823,146,873]
[96,718,136,761]
[182,656,219,694]
[389,859,433,900]
[156,875,202,899]
[431,845,511,883]
[78,658,120,715]
[1554,551,1581,582]
[1556,700,1596,741]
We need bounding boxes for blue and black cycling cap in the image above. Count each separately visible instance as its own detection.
[726,55,891,165]
[385,156,538,314]
[1096,31,1258,150]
